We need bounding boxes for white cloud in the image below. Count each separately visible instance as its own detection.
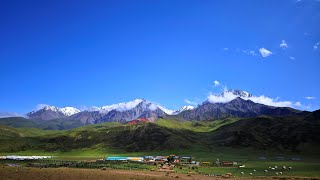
[259,48,273,58]
[208,91,238,103]
[280,40,288,49]
[244,95,292,107]
[100,99,144,112]
[223,48,229,51]
[305,96,316,100]
[289,56,295,60]
[213,80,220,86]
[207,89,292,107]
[294,102,302,107]
[313,42,320,50]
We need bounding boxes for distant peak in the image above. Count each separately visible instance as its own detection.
[59,107,81,116]
[30,105,80,116]
[41,105,59,111]
[225,89,253,98]
[178,105,195,111]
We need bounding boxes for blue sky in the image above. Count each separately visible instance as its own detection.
[0,0,319,114]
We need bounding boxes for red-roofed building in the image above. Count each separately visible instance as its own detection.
[127,118,149,125]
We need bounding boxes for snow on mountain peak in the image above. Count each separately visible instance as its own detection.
[157,106,175,115]
[42,105,59,111]
[31,105,80,116]
[59,107,81,116]
[157,105,195,115]
[178,105,195,112]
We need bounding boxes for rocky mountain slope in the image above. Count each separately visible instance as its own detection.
[173,97,299,121]
[9,90,302,124]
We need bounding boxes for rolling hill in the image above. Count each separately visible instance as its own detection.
[0,110,319,154]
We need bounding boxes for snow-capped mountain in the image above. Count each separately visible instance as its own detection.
[24,90,300,123]
[175,105,195,113]
[174,94,299,121]
[158,105,195,115]
[158,106,176,115]
[59,107,81,116]
[27,105,80,121]
[72,99,167,124]
[88,99,145,113]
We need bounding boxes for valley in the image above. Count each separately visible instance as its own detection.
[1,110,320,178]
[1,93,320,179]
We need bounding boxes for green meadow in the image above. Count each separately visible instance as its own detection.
[0,118,320,178]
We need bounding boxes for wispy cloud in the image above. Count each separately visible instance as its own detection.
[314,42,320,50]
[259,48,273,58]
[241,50,257,56]
[184,99,198,106]
[305,96,316,100]
[224,48,257,57]
[249,50,256,56]
[213,80,220,86]
[289,56,295,60]
[280,40,288,49]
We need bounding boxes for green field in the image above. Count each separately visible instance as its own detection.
[0,117,320,178]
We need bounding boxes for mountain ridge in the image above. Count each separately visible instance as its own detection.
[6,90,304,124]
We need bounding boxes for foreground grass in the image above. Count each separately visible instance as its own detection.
[1,147,319,178]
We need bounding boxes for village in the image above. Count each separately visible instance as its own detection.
[0,154,237,167]
[0,153,303,178]
[105,155,238,167]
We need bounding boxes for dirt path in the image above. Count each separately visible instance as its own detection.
[1,166,317,180]
[0,166,218,180]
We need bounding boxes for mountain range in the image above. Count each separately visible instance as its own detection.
[6,90,300,125]
[0,89,319,153]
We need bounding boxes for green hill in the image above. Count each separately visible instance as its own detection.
[155,117,240,132]
[0,111,319,155]
[0,117,83,130]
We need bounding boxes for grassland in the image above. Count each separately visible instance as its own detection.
[0,116,320,178]
[155,118,240,132]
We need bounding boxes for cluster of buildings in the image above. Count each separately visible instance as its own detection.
[106,155,193,164]
[0,155,53,160]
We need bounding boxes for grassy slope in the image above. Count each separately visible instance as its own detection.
[0,117,38,128]
[0,124,61,138]
[155,118,240,132]
[0,117,83,130]
[1,118,320,177]
[1,115,319,155]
